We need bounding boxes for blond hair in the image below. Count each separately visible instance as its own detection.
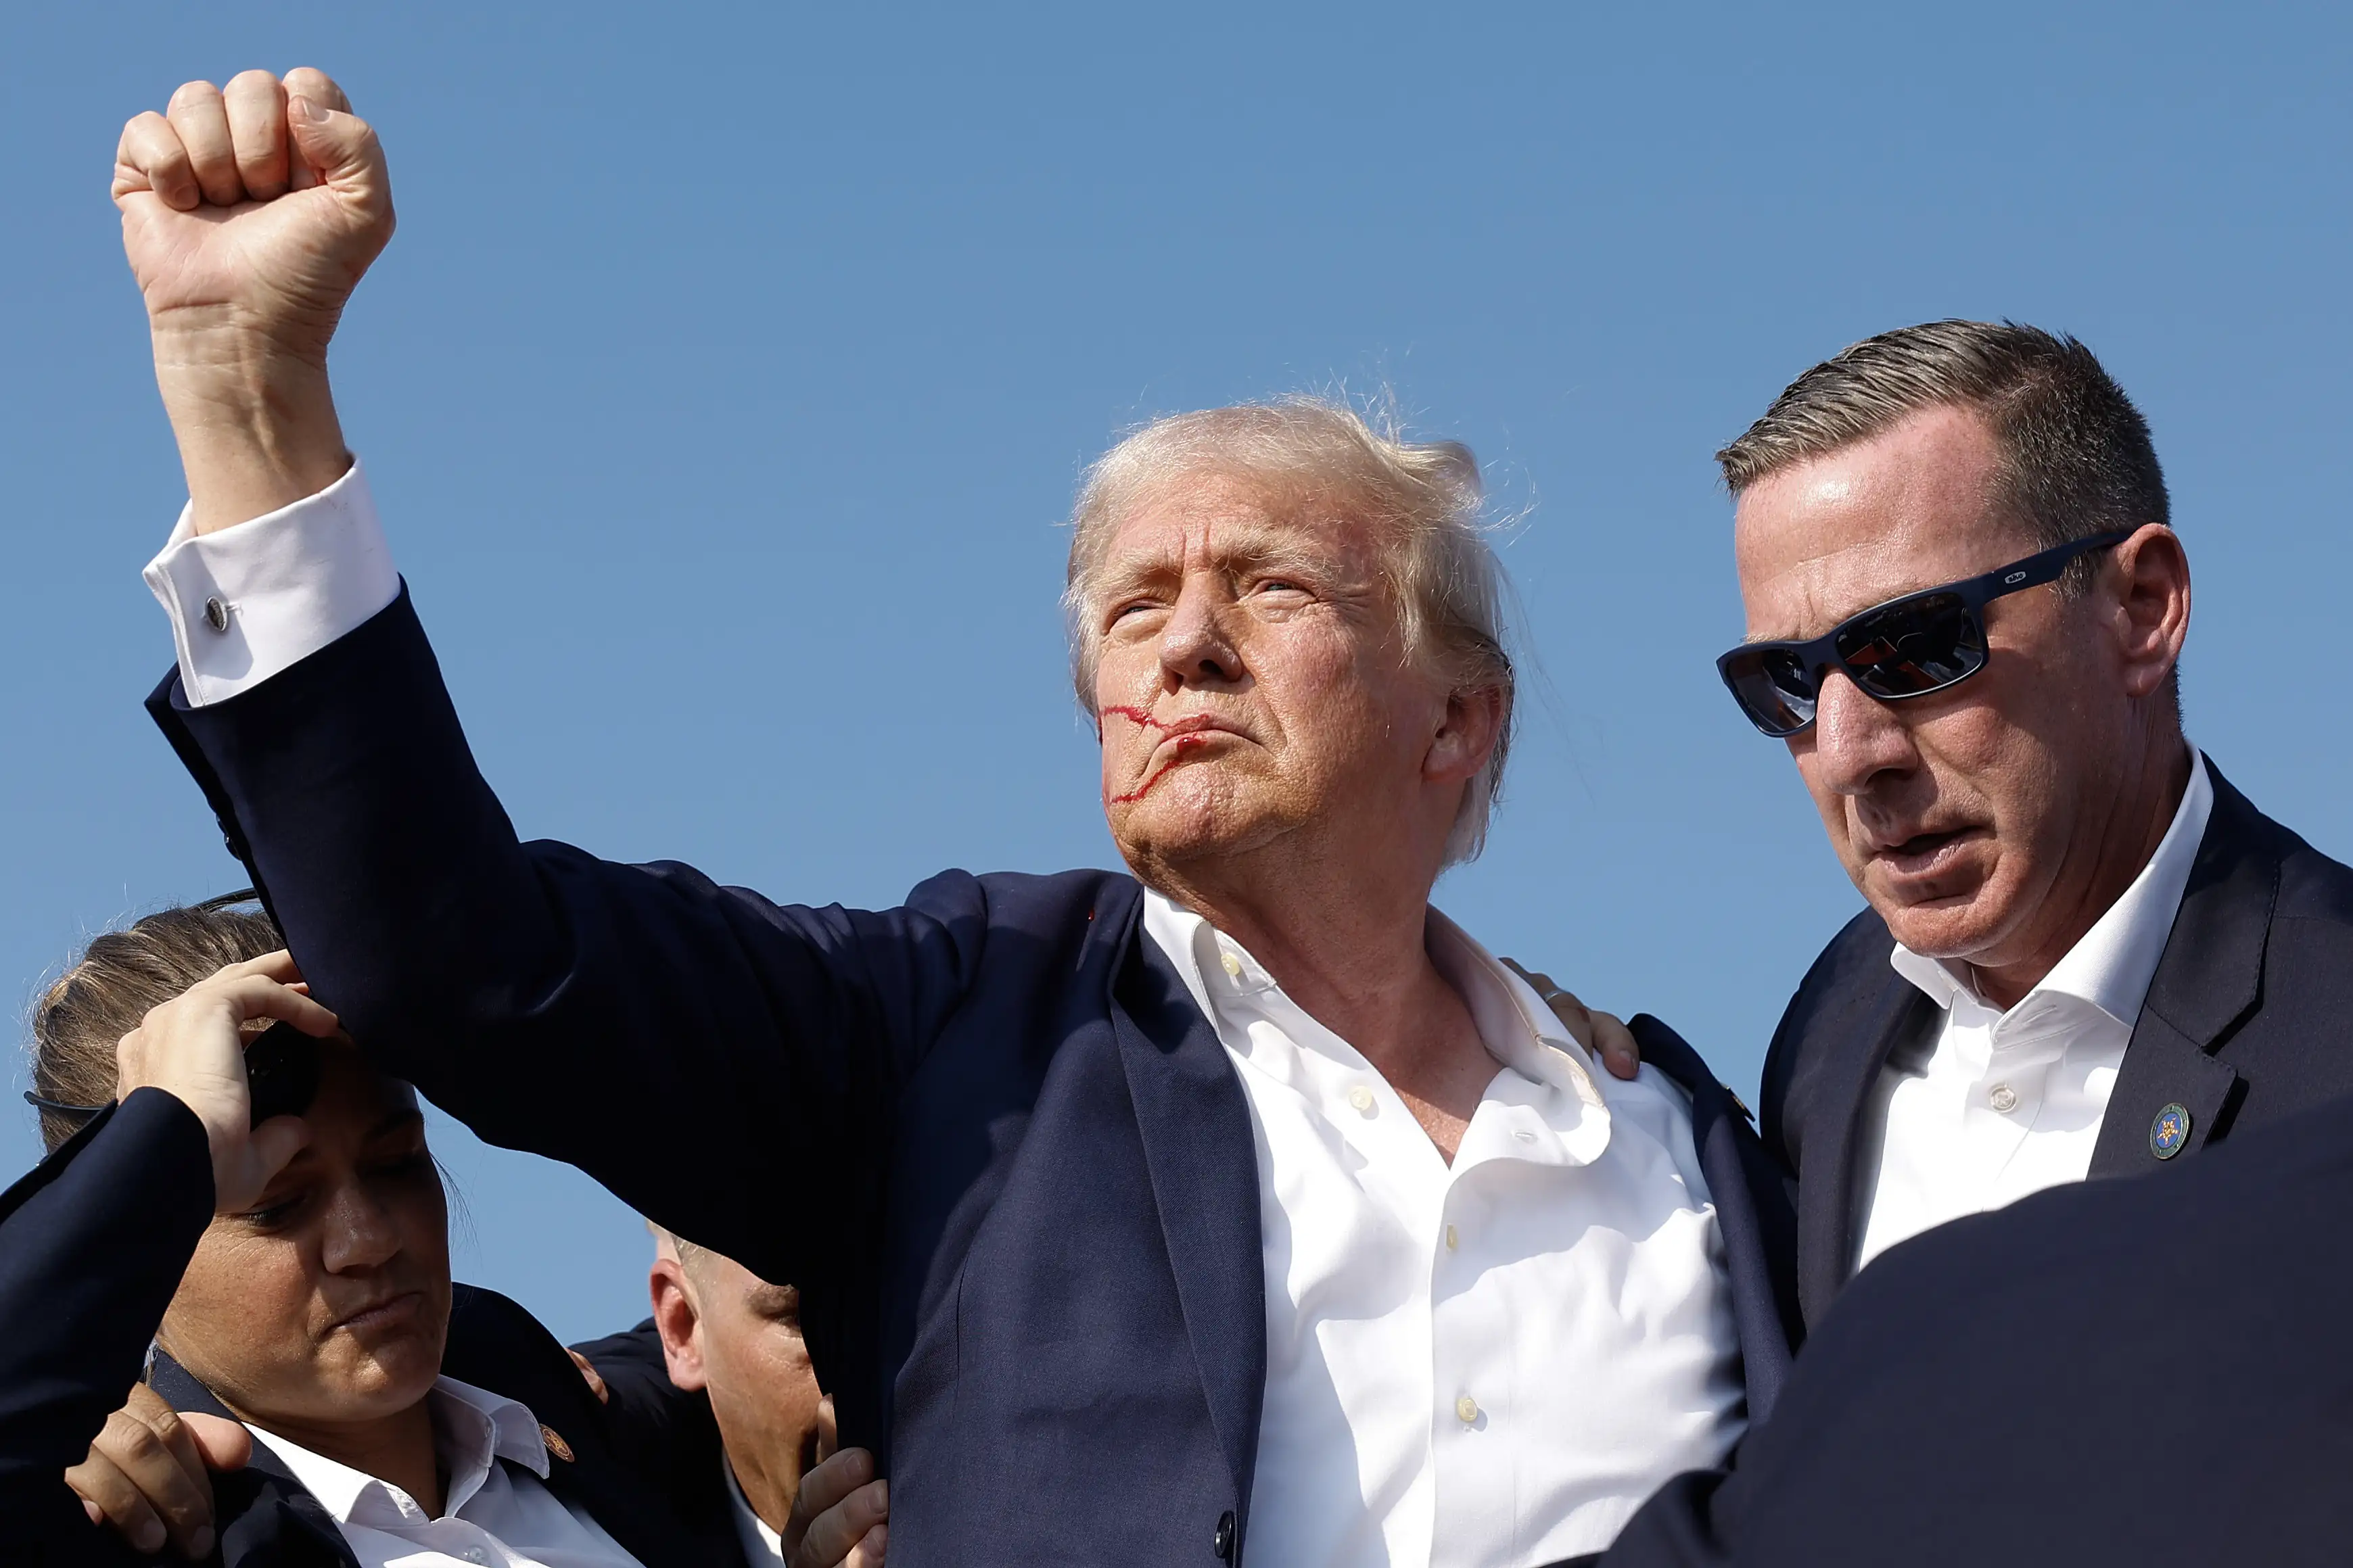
[1064,396,1516,865]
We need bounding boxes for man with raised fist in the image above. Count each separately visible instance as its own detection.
[110,66,1797,1568]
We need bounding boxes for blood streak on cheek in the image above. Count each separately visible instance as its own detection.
[1109,734,1211,804]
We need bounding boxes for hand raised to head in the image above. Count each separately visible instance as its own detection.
[112,950,340,1214]
[113,68,392,364]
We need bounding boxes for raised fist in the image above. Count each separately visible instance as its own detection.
[114,68,392,366]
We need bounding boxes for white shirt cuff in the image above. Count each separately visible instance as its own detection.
[142,461,399,707]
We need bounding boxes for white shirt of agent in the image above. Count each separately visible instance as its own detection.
[145,469,1748,1568]
[1853,751,2215,1273]
[724,1460,787,1567]
[243,1376,643,1568]
[1146,894,1746,1568]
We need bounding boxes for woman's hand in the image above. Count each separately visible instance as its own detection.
[113,950,340,1213]
[65,1381,249,1559]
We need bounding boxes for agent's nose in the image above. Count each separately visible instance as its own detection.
[1806,669,1921,797]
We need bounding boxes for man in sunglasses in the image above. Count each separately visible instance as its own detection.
[1713,318,2353,1334]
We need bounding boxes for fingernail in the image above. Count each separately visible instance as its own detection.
[287,95,322,124]
[135,1521,166,1552]
[875,1479,888,1506]
[189,1526,214,1557]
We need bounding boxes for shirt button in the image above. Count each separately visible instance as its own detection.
[203,596,231,633]
[1347,1085,1377,1115]
[462,1551,489,1566]
[1455,1394,1480,1424]
[1445,1223,1459,1251]
[1219,951,1243,979]
[1988,1083,2020,1114]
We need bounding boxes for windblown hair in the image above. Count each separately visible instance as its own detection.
[27,893,281,1154]
[1065,396,1516,865]
[1717,320,2170,594]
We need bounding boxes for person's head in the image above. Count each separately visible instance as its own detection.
[647,1226,824,1520]
[1065,397,1516,903]
[31,897,451,1435]
[1717,321,2192,997]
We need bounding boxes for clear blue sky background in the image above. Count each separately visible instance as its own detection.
[5,3,2348,1344]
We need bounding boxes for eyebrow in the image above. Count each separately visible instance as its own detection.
[1094,523,1355,600]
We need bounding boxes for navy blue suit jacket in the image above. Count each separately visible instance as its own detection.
[150,588,1800,1567]
[1597,1084,2353,1567]
[1758,759,2353,1331]
[0,1091,722,1568]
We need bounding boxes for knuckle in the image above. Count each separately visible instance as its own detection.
[168,80,221,110]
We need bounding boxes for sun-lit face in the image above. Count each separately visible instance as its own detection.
[1087,473,1493,888]
[158,1043,450,1433]
[1733,404,2154,973]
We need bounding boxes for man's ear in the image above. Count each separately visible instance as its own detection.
[1424,682,1505,785]
[648,1258,709,1392]
[2107,523,2191,702]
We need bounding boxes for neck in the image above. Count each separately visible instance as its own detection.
[728,1442,805,1541]
[1144,822,1497,1156]
[1970,736,2195,1010]
[250,1398,444,1517]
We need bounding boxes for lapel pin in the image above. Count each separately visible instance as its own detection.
[2149,1103,2191,1160]
[540,1423,575,1463]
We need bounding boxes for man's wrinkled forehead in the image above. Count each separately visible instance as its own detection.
[1097,470,1378,588]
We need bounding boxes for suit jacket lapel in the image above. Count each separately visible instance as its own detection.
[1800,972,1940,1325]
[2091,764,2279,1176]
[1104,899,1267,1522]
[147,1351,356,1568]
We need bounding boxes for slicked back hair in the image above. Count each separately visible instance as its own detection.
[1717,320,2170,596]
[1065,396,1516,868]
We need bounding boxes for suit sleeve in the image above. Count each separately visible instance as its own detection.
[147,588,993,1289]
[0,1091,215,1562]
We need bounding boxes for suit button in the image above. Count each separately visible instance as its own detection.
[1213,1509,1236,1561]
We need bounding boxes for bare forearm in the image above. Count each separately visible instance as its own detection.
[152,331,351,533]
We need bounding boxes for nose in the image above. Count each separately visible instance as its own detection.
[319,1182,404,1274]
[1805,668,1921,795]
[1157,577,1244,688]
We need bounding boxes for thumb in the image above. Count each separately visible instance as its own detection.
[814,1394,839,1465]
[217,1115,312,1214]
[182,1413,252,1473]
[285,96,390,217]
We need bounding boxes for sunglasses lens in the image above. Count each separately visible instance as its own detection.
[1722,644,1819,736]
[1835,592,1986,698]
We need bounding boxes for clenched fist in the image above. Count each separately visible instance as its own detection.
[114,68,393,532]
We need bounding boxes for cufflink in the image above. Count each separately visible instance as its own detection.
[2149,1103,2191,1160]
[540,1423,574,1463]
[204,596,231,633]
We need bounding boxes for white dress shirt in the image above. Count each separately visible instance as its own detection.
[1146,895,1745,1568]
[243,1377,643,1568]
[147,470,1747,1566]
[1852,751,2214,1272]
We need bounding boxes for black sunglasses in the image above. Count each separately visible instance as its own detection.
[1717,529,2134,738]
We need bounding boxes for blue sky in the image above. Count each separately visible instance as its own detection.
[5,2,2348,1343]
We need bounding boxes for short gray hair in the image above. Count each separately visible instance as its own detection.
[1065,396,1516,865]
[1718,320,2169,594]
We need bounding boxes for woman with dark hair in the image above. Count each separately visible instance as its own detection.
[4,901,878,1567]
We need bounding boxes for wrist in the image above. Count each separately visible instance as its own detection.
[151,333,352,533]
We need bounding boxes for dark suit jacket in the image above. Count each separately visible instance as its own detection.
[571,1321,748,1568]
[1597,1085,2353,1567]
[0,1091,722,1568]
[1759,758,2353,1331]
[149,588,1801,1567]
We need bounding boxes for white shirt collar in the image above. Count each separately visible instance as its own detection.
[245,1375,551,1527]
[1139,888,1614,1160]
[1890,749,2215,1028]
[723,1456,787,1565]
